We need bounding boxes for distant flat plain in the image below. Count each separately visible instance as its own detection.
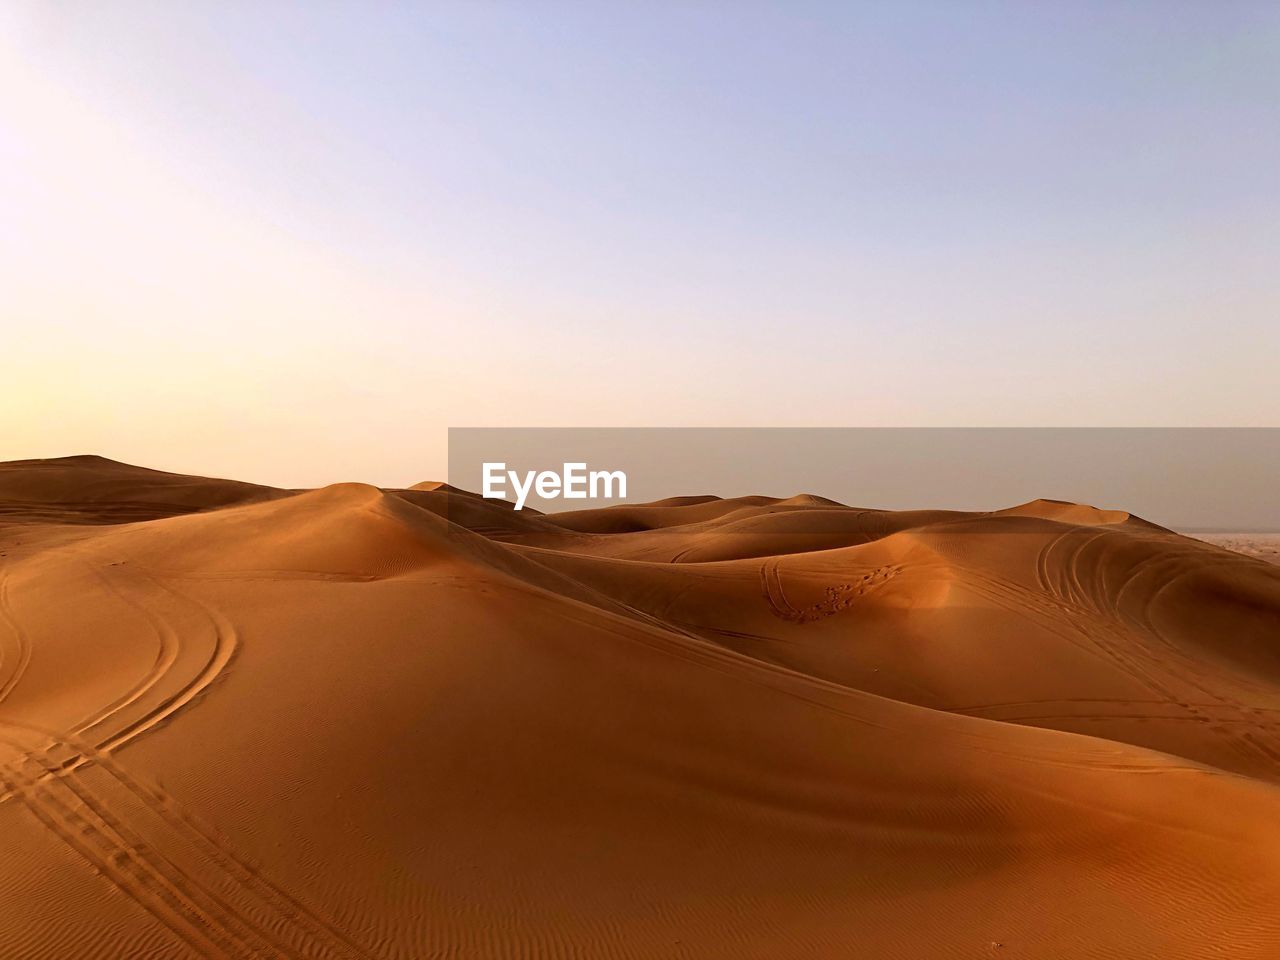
[1193,532,1280,565]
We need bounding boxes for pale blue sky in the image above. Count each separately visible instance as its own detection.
[2,2,1277,486]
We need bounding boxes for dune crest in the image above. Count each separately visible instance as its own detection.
[1,457,1278,958]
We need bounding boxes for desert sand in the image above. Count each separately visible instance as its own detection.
[1194,533,1280,566]
[1,455,1278,959]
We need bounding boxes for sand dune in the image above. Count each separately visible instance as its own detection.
[0,455,284,526]
[1,457,1278,958]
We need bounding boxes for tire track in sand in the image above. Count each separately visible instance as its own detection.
[0,561,382,959]
[0,569,32,708]
[959,536,1280,774]
[1,725,376,959]
[1036,534,1280,769]
[962,571,1274,773]
[0,736,263,959]
[66,562,185,747]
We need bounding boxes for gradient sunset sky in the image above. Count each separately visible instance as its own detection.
[2,2,1277,487]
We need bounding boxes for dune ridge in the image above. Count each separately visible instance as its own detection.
[1,456,1278,958]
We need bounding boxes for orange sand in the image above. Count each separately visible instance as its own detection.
[1,455,1278,958]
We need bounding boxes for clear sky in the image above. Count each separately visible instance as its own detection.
[2,2,1277,487]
